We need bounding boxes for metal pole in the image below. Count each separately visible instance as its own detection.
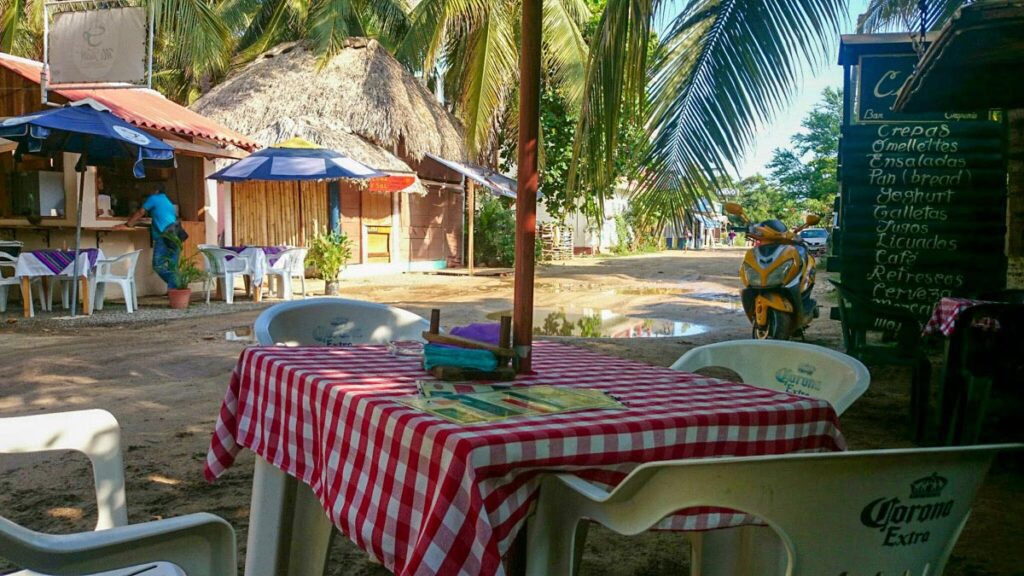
[467,179,476,276]
[512,0,542,373]
[41,2,49,104]
[70,146,87,316]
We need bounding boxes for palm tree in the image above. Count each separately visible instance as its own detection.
[0,0,232,104]
[222,0,410,66]
[856,0,965,34]
[571,0,849,223]
[399,0,591,158]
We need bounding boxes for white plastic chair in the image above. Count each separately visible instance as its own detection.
[253,297,429,346]
[670,340,870,416]
[526,444,1020,576]
[244,298,429,574]
[198,248,253,305]
[0,252,46,316]
[89,250,142,314]
[264,248,308,301]
[0,409,237,576]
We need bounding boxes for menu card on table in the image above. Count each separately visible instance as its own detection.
[398,384,625,425]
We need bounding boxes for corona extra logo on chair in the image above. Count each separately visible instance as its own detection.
[774,364,822,395]
[859,473,955,547]
[910,473,948,499]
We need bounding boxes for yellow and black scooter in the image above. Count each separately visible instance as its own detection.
[725,202,821,340]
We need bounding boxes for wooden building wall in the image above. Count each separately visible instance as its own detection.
[232,179,464,267]
[401,187,462,265]
[232,180,329,247]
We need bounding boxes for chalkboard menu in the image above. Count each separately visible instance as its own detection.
[837,40,1007,324]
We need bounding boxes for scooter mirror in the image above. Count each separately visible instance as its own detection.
[724,202,744,216]
[805,214,821,226]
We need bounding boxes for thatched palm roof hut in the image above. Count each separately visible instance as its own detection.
[192,39,469,273]
[191,39,465,167]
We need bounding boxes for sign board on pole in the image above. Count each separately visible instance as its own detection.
[834,35,1007,330]
[47,6,148,86]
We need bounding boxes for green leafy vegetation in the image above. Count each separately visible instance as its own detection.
[307,231,353,280]
[474,195,516,267]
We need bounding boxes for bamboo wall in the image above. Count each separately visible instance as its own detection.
[232,180,329,247]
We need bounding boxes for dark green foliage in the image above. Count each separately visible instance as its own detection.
[474,195,516,267]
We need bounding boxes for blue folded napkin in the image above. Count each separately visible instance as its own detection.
[423,343,499,372]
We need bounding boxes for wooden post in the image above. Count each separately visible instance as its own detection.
[513,0,542,374]
[429,308,441,334]
[19,277,31,318]
[499,316,512,367]
[467,180,476,276]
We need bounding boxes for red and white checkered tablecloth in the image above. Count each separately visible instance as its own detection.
[205,341,846,576]
[923,297,987,337]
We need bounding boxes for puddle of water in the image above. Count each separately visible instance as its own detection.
[616,287,693,296]
[226,326,255,342]
[687,292,739,303]
[486,308,710,338]
[534,282,693,297]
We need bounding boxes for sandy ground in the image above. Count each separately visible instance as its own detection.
[0,248,1021,575]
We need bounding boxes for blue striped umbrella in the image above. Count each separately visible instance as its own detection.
[208,137,382,181]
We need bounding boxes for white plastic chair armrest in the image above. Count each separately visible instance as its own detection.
[554,473,613,503]
[0,410,127,529]
[0,513,236,576]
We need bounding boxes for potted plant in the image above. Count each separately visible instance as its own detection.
[308,231,353,295]
[168,253,206,309]
[161,232,207,309]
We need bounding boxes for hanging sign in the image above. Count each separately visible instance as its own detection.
[838,39,1007,323]
[48,7,148,85]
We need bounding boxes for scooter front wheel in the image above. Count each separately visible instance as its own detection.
[752,309,793,340]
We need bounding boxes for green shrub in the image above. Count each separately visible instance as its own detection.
[474,196,516,266]
[308,231,353,280]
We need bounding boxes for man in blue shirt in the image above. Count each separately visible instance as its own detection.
[123,189,181,288]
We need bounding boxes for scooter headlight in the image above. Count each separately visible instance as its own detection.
[742,263,762,287]
[765,261,795,287]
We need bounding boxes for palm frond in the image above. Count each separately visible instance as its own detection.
[568,0,655,208]
[574,0,844,224]
[857,0,965,33]
[398,0,490,74]
[353,0,409,48]
[154,0,233,78]
[0,0,31,54]
[542,0,589,108]
[231,0,300,65]
[308,0,363,63]
[457,4,517,156]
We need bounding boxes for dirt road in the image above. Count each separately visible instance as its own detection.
[1,249,1020,575]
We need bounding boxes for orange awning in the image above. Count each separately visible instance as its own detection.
[368,174,417,192]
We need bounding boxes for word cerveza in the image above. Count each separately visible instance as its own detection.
[860,473,954,547]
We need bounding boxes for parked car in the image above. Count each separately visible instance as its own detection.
[798,227,829,254]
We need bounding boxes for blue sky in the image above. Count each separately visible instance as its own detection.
[656,0,870,178]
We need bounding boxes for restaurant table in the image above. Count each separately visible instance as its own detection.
[223,246,286,300]
[922,297,992,337]
[14,248,104,318]
[205,341,846,576]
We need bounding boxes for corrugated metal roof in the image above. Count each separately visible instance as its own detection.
[0,52,257,151]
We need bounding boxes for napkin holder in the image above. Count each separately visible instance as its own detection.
[423,309,516,381]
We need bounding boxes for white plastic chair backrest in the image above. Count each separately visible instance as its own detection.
[670,340,870,415]
[288,248,308,275]
[539,444,1018,576]
[96,250,142,279]
[254,297,430,346]
[268,248,298,272]
[199,248,241,275]
[0,252,15,276]
[0,409,128,530]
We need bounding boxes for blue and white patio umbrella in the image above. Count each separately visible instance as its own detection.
[0,99,175,316]
[208,137,382,182]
